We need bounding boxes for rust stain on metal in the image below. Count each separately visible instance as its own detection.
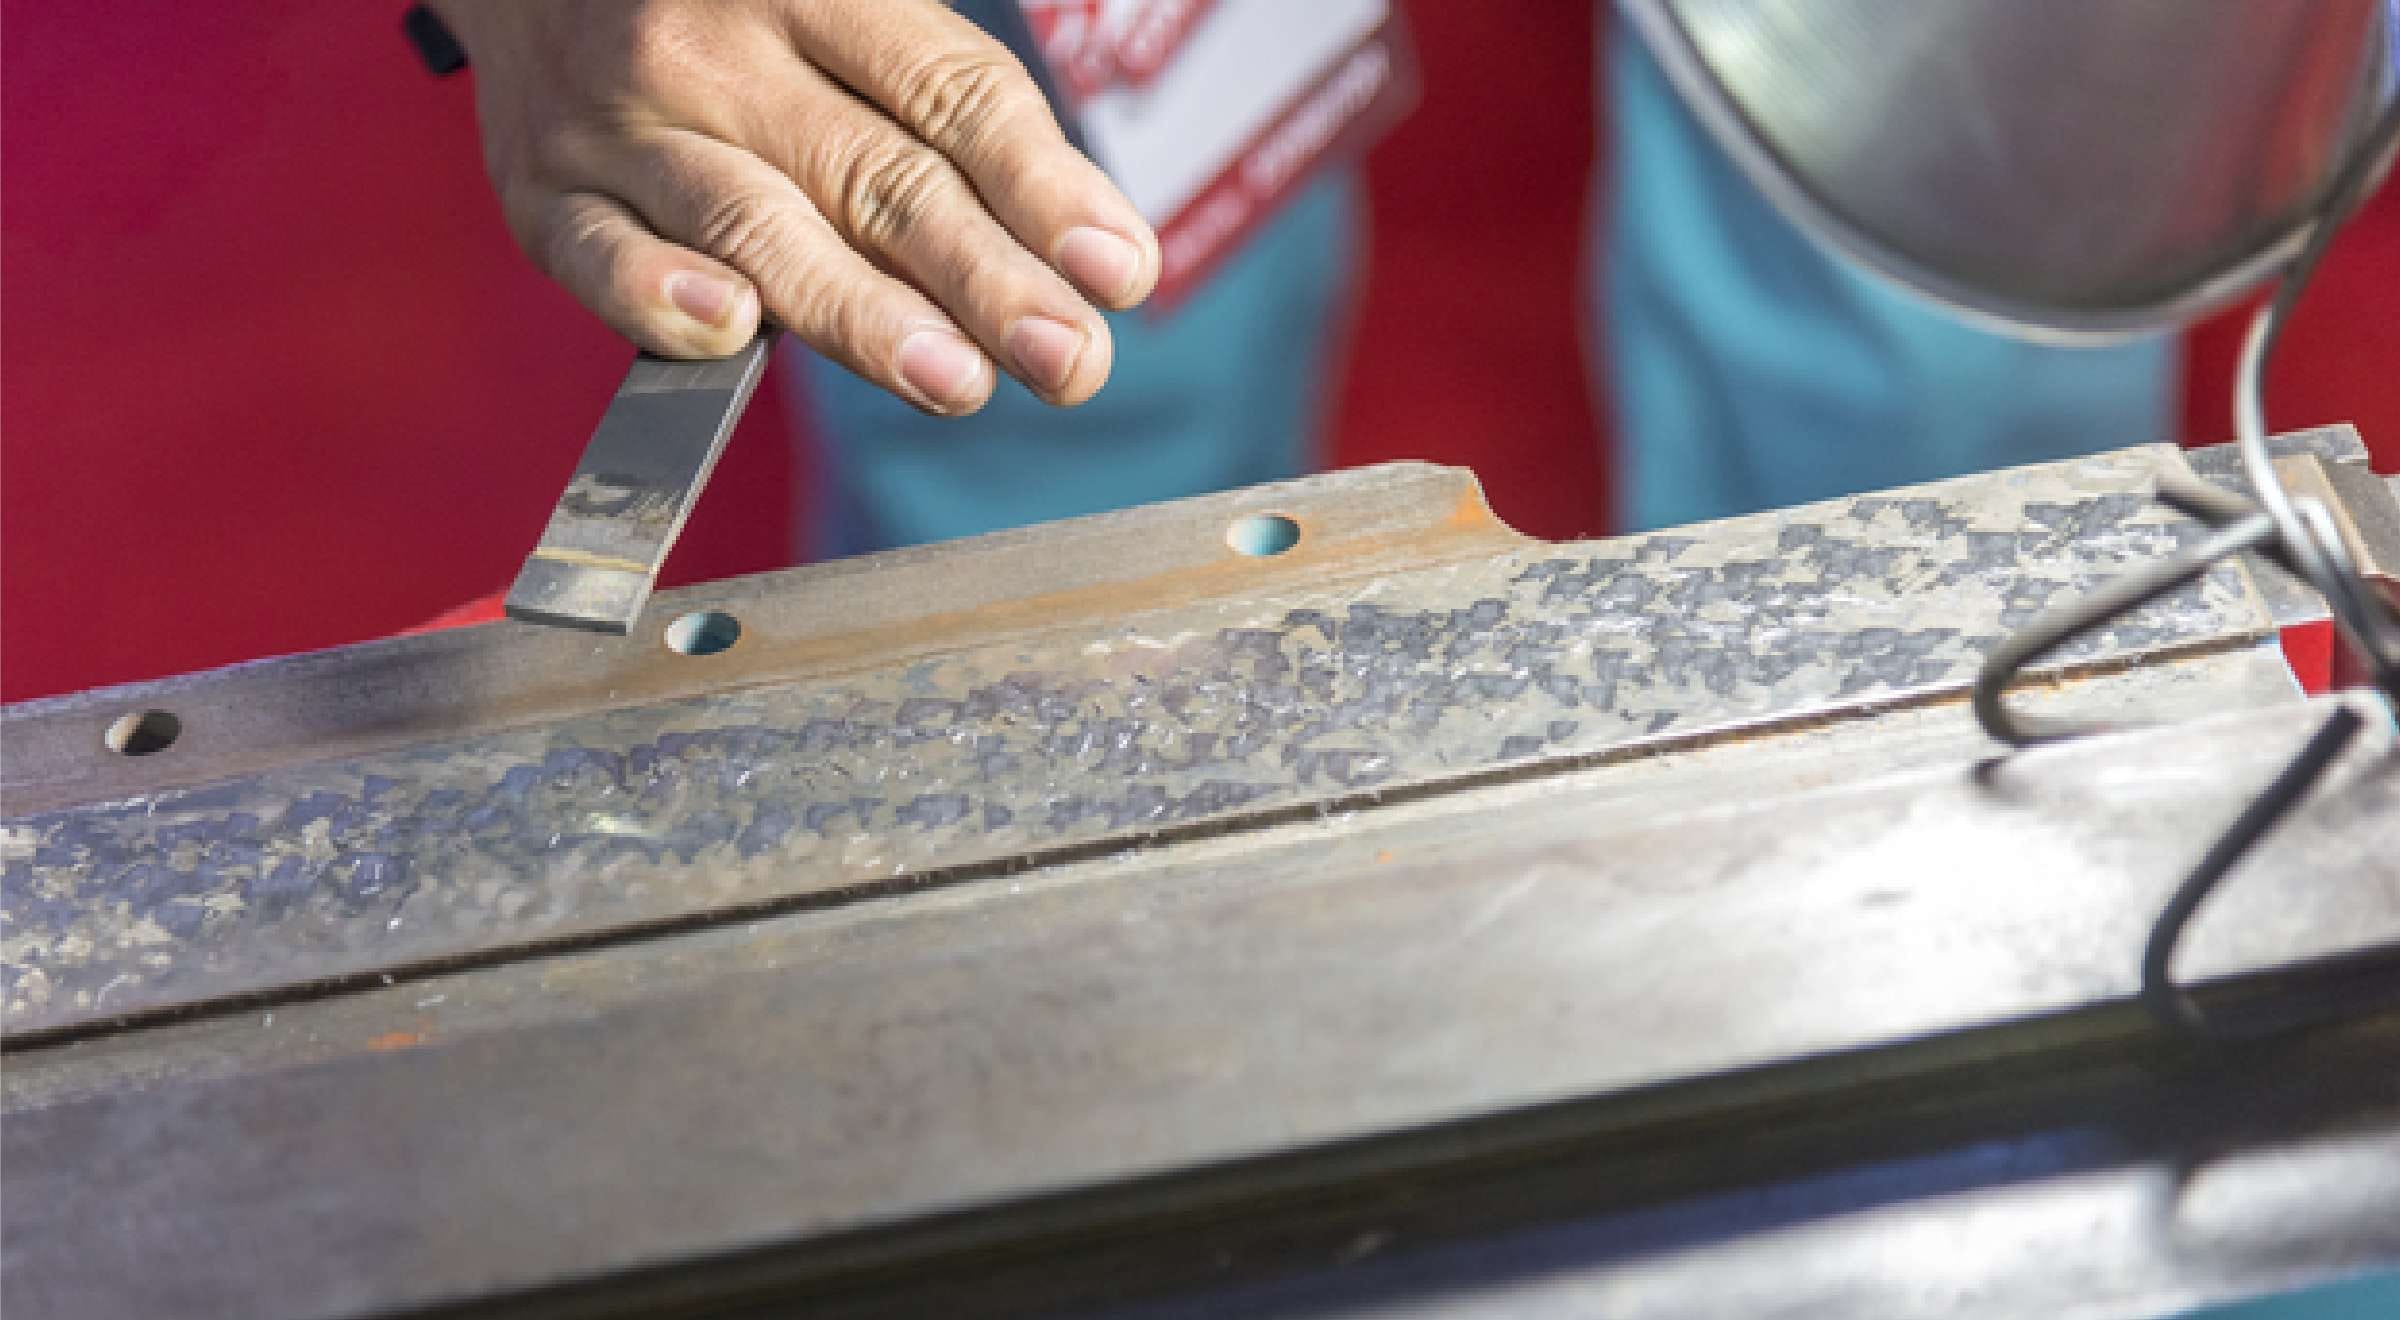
[0,467,1522,818]
[1446,485,1499,533]
[0,448,2275,1039]
[730,507,1519,684]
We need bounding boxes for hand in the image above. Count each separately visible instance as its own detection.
[430,0,1161,414]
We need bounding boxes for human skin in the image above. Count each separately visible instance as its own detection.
[430,0,1162,414]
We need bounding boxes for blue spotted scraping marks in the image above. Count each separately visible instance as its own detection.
[0,448,2269,1032]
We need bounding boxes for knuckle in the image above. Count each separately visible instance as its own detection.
[784,281,872,364]
[537,197,622,289]
[928,237,988,301]
[889,42,1040,161]
[834,145,953,251]
[690,187,790,270]
[829,296,886,371]
[688,187,822,313]
[984,139,1068,200]
[762,255,894,375]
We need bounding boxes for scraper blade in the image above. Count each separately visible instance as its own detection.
[504,333,775,634]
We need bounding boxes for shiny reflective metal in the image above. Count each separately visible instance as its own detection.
[502,333,776,634]
[8,441,2400,1318]
[1621,0,2399,337]
[9,693,2398,1320]
[1,444,2291,1038]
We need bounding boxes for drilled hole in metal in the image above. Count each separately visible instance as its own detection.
[664,609,743,656]
[105,710,181,757]
[1227,514,1302,557]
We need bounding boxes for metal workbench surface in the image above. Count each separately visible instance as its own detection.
[3,444,2273,1037]
[5,436,2397,1319]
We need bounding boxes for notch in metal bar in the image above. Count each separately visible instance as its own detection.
[504,334,777,635]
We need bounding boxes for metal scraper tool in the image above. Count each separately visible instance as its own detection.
[504,332,777,634]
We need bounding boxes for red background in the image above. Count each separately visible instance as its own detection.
[6,2,2396,702]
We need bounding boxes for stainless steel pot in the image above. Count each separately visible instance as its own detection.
[1621,0,2399,338]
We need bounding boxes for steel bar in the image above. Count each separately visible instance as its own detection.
[2,445,2279,1038]
[501,335,775,634]
[8,434,2399,1320]
[5,695,2396,1318]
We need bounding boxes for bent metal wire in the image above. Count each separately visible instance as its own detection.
[1975,95,2400,1040]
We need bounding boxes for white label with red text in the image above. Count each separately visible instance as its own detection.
[1020,0,1415,308]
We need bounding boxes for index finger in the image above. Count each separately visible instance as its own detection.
[776,0,1162,309]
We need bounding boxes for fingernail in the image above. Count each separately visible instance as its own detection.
[1007,317,1089,396]
[665,271,744,328]
[1056,226,1145,302]
[896,328,989,412]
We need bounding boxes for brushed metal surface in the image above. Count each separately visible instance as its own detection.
[8,442,2394,1319]
[503,335,776,634]
[6,694,2395,1319]
[3,447,2276,1039]
[1624,0,2397,337]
